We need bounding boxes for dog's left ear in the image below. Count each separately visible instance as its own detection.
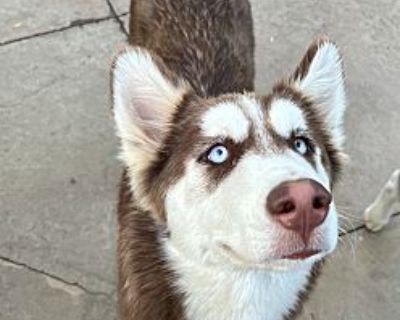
[291,38,346,149]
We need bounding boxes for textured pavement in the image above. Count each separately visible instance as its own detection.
[0,0,399,319]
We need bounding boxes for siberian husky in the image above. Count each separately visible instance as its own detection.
[111,0,347,319]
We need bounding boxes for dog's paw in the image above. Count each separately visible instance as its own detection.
[364,169,400,232]
[364,205,390,232]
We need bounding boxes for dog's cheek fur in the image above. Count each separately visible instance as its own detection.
[141,93,201,219]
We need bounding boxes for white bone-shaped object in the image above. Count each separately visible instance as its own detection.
[364,169,400,232]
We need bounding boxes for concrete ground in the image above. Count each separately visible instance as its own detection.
[0,0,399,319]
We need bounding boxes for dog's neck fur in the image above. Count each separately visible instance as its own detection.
[165,241,316,320]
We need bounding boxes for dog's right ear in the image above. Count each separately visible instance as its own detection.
[111,47,189,204]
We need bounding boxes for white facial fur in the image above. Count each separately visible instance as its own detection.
[165,140,338,269]
[269,99,307,138]
[201,102,250,142]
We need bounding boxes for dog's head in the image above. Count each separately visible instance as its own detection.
[112,38,346,270]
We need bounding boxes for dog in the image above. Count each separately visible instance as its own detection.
[111,0,347,319]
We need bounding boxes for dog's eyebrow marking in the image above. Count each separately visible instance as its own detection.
[201,102,250,142]
[238,95,271,150]
[269,99,307,138]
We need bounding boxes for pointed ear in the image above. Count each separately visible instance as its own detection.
[112,46,189,151]
[291,38,346,149]
[111,46,189,205]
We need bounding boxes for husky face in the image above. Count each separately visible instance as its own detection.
[112,39,346,271]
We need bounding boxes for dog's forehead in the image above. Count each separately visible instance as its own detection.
[269,99,307,138]
[200,100,250,142]
[199,95,308,143]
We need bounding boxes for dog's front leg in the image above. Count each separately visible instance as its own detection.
[364,169,400,231]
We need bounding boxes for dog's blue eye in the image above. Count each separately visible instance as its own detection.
[207,145,229,164]
[293,137,309,155]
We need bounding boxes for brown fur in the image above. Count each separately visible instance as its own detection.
[290,36,336,83]
[128,0,254,97]
[117,171,186,320]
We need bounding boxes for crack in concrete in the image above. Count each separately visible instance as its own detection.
[0,12,128,47]
[339,211,400,237]
[0,212,398,301]
[0,255,110,298]
[106,0,129,37]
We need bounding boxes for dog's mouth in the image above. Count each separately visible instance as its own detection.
[282,249,321,260]
[217,243,324,269]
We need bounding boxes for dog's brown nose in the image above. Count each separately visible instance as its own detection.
[267,179,332,245]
